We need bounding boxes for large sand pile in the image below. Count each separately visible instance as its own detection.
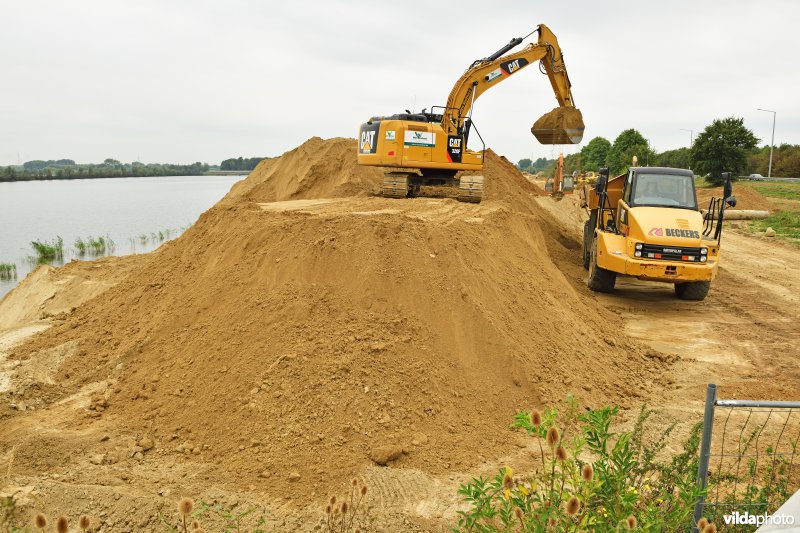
[4,138,670,509]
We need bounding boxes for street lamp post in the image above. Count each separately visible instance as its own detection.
[680,128,694,146]
[757,108,776,178]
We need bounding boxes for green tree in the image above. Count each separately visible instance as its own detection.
[517,158,532,171]
[580,136,611,171]
[691,117,758,185]
[657,147,691,169]
[607,129,655,175]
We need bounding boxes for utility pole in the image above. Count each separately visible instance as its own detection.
[680,129,694,146]
[757,108,776,178]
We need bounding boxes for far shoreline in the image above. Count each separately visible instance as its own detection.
[0,170,249,183]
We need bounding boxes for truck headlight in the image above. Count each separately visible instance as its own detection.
[635,243,643,251]
[701,248,708,255]
[634,251,642,257]
[700,256,707,262]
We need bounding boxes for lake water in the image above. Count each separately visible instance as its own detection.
[0,175,242,299]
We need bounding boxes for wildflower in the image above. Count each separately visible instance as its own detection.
[79,516,91,531]
[504,489,511,501]
[626,515,637,530]
[57,516,68,533]
[566,496,580,515]
[702,524,717,533]
[582,463,594,481]
[518,484,529,496]
[556,446,568,461]
[697,518,709,529]
[35,514,47,530]
[178,497,194,515]
[546,427,559,448]
[502,468,514,490]
[531,410,542,426]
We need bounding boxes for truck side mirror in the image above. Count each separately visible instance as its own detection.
[722,172,732,200]
[595,167,609,192]
[595,174,607,193]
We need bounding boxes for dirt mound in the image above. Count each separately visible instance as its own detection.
[3,138,670,517]
[0,256,144,332]
[696,184,775,212]
[223,137,384,203]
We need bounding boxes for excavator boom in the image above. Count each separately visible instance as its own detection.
[442,24,584,144]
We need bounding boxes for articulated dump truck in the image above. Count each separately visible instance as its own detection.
[581,167,737,301]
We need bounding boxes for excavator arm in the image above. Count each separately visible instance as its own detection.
[441,24,584,145]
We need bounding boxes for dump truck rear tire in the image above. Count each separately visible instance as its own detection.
[674,281,710,301]
[583,210,597,270]
[587,237,616,292]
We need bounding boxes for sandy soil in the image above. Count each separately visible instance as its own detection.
[0,139,798,532]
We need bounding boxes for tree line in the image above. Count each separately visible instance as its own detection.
[517,116,799,186]
[220,157,266,171]
[0,156,267,182]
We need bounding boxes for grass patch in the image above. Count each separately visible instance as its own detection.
[0,263,16,280]
[30,237,64,262]
[75,235,116,256]
[751,211,800,241]
[748,182,800,201]
[88,235,115,255]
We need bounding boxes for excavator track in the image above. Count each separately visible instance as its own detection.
[382,173,413,198]
[457,175,484,203]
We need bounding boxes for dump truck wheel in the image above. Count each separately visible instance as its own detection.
[587,237,616,292]
[674,281,710,301]
[583,210,597,270]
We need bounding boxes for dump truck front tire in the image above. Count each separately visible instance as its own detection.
[587,238,616,293]
[675,281,710,301]
[583,210,597,270]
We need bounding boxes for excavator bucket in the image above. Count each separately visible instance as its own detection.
[531,107,585,145]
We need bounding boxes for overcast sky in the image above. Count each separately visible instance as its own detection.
[1,0,797,166]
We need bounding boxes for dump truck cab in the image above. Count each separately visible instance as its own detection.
[581,167,736,301]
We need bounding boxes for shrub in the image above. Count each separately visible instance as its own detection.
[455,398,703,531]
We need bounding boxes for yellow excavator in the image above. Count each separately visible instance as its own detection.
[356,24,584,202]
[582,167,737,300]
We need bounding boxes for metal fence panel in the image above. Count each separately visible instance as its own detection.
[693,384,800,532]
